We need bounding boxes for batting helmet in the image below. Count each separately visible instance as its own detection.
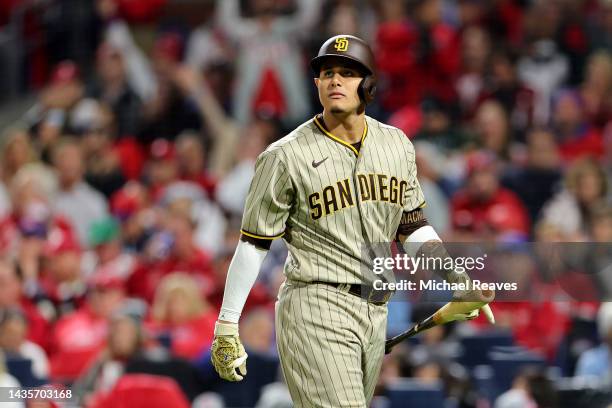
[310,35,377,104]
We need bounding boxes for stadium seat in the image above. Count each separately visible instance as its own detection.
[386,378,446,408]
[458,330,514,368]
[488,348,546,400]
[89,374,190,408]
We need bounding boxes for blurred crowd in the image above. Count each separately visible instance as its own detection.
[1,0,612,407]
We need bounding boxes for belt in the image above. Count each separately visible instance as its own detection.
[313,281,393,305]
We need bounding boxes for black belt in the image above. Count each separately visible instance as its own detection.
[313,281,393,305]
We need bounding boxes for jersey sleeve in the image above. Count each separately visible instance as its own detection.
[240,149,294,241]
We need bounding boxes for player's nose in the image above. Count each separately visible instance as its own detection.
[329,72,343,87]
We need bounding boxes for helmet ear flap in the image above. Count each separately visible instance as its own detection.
[358,76,377,105]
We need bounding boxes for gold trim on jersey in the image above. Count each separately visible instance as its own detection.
[240,229,285,240]
[313,115,368,156]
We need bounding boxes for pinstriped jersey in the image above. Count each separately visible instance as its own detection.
[241,115,425,285]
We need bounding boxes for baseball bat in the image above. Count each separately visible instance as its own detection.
[384,290,494,354]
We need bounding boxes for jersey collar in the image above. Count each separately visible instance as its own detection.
[313,114,368,156]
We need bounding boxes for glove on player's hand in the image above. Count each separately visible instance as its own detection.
[211,321,248,381]
[451,287,496,324]
[448,304,495,323]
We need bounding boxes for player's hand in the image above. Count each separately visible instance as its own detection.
[451,288,496,324]
[449,304,495,323]
[210,321,248,381]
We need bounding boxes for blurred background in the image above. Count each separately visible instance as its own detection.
[0,0,611,407]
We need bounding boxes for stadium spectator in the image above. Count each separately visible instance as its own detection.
[175,131,216,198]
[0,308,49,380]
[472,100,515,163]
[128,213,216,303]
[502,128,563,225]
[139,33,202,144]
[73,312,144,405]
[147,273,217,360]
[25,61,85,157]
[451,151,530,241]
[541,157,609,239]
[517,39,569,125]
[215,0,320,125]
[578,50,612,128]
[49,273,127,382]
[51,138,109,247]
[109,182,153,252]
[456,26,491,119]
[159,180,227,257]
[87,42,143,138]
[575,302,612,379]
[550,89,604,162]
[87,216,137,283]
[494,367,559,408]
[72,100,126,198]
[0,350,24,408]
[477,48,535,136]
[0,260,49,350]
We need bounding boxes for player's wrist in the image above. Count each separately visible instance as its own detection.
[215,320,239,336]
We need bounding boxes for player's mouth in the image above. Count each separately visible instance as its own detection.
[328,92,345,99]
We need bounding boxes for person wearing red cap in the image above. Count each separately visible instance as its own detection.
[48,271,127,382]
[451,151,530,240]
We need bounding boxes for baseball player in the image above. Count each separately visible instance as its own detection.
[211,35,494,407]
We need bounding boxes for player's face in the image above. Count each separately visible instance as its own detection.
[315,59,363,114]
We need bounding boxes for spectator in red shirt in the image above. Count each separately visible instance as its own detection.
[0,260,50,351]
[451,151,530,241]
[39,225,87,319]
[147,273,217,360]
[127,213,216,303]
[49,274,127,382]
[551,89,604,162]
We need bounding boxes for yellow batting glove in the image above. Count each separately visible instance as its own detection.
[451,304,496,324]
[210,321,248,381]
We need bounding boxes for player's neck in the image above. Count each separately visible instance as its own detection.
[321,111,365,144]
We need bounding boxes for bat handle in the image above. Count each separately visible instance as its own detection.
[384,315,436,354]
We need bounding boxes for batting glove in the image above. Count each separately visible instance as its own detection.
[450,304,495,323]
[210,321,248,381]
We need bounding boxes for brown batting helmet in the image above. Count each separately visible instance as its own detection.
[310,35,377,104]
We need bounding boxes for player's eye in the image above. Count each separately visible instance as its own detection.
[343,70,354,77]
[323,70,334,77]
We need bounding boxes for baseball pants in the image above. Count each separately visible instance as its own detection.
[275,280,388,407]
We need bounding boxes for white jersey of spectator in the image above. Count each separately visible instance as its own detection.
[215,0,321,125]
[518,40,568,125]
[53,181,109,247]
[186,25,228,72]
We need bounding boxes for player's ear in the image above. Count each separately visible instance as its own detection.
[314,78,320,87]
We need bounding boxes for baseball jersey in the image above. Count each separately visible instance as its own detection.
[241,115,425,285]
